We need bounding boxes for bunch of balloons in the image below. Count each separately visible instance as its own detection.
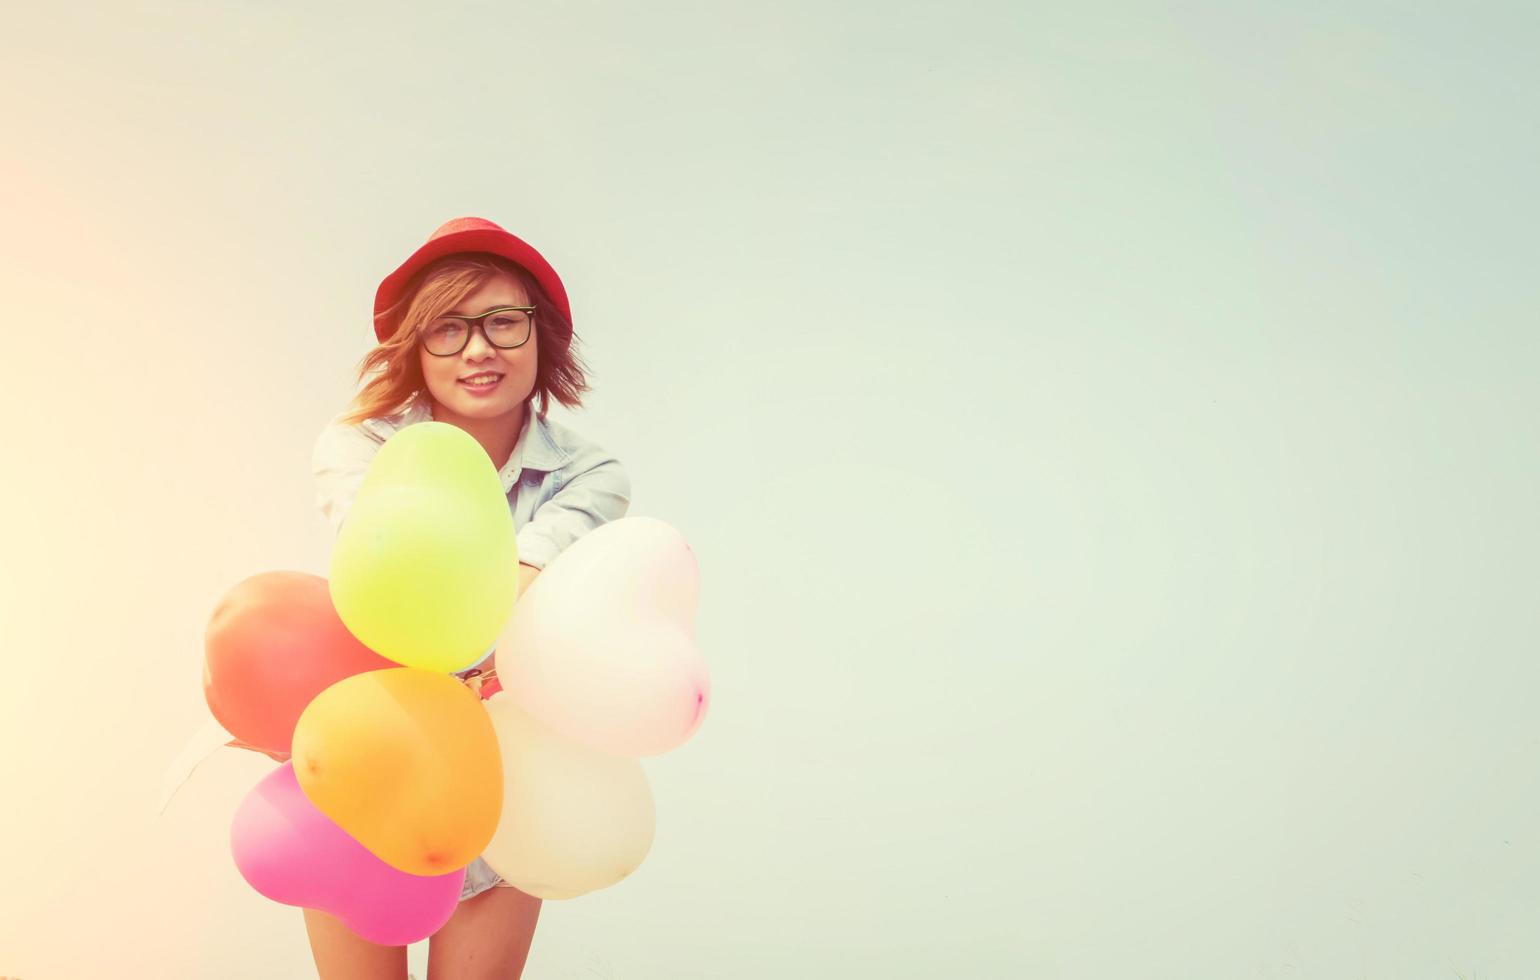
[202,422,708,944]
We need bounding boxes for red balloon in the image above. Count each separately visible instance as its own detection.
[205,571,394,757]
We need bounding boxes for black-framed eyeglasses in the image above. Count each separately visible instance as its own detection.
[419,305,536,357]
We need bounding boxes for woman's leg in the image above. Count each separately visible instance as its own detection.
[302,907,408,980]
[427,884,542,980]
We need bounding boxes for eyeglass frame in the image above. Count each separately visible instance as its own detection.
[418,305,537,357]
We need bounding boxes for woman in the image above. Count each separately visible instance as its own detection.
[306,217,631,979]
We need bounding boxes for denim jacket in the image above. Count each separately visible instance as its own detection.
[311,392,631,572]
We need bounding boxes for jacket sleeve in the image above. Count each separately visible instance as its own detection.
[516,452,632,570]
[310,420,383,538]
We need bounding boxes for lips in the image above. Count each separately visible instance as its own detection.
[459,372,504,384]
[458,372,505,393]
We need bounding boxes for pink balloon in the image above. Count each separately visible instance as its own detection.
[231,763,464,945]
[498,516,709,756]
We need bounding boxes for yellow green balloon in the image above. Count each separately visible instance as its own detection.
[329,422,518,672]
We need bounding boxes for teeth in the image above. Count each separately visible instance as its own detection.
[461,374,501,384]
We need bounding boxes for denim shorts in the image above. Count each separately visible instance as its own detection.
[460,855,508,901]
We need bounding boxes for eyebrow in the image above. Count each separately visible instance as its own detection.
[443,304,526,317]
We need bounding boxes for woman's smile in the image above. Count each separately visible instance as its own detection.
[459,371,505,393]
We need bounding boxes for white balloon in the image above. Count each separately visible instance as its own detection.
[481,697,655,900]
[498,516,709,756]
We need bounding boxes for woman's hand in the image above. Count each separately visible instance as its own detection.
[458,667,499,700]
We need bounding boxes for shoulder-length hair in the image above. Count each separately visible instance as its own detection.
[337,253,590,426]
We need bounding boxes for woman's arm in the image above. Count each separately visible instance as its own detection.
[514,454,631,571]
[311,419,383,537]
[516,561,542,601]
[473,450,629,699]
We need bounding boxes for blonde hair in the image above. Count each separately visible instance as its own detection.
[337,253,590,426]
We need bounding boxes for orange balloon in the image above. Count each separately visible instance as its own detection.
[204,571,395,756]
[292,668,503,876]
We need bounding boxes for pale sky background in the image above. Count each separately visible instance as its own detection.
[1,1,1537,978]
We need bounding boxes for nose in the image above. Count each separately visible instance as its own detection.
[463,323,497,359]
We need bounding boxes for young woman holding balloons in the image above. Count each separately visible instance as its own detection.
[304,217,631,979]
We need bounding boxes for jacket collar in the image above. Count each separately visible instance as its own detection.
[388,392,568,472]
[502,400,568,473]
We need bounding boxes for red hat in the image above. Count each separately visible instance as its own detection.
[373,217,572,344]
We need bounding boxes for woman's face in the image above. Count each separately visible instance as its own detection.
[417,271,540,421]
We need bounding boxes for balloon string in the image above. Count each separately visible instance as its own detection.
[460,667,499,698]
